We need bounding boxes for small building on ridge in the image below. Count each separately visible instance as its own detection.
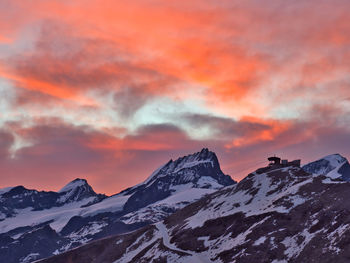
[256,156,301,174]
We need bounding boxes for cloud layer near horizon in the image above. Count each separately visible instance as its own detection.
[0,0,350,194]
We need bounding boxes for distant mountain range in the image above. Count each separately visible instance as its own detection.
[34,152,350,263]
[0,148,236,263]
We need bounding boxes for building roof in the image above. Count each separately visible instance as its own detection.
[268,156,281,162]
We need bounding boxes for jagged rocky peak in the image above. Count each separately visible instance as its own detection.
[121,148,235,212]
[58,178,101,203]
[302,153,350,180]
[143,148,234,187]
[161,148,219,172]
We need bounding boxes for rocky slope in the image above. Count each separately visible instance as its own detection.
[37,153,350,263]
[0,148,235,263]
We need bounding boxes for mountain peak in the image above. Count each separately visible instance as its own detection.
[302,153,349,180]
[322,153,347,166]
[121,148,235,212]
[57,178,102,203]
[142,148,223,184]
[197,147,218,161]
[58,178,89,193]
[167,148,219,170]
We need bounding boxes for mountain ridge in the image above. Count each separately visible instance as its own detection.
[36,152,350,263]
[0,148,235,263]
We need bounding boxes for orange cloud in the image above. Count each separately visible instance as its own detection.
[225,117,292,148]
[2,0,349,120]
[0,0,269,110]
[1,0,350,194]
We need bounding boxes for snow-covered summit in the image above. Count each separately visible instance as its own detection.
[0,179,106,227]
[140,148,232,187]
[57,178,104,204]
[162,147,219,174]
[323,153,347,165]
[302,153,350,180]
[120,148,235,212]
[59,178,89,193]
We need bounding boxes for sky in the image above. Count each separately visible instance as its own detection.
[0,0,350,195]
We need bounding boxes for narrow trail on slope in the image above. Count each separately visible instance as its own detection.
[155,222,213,263]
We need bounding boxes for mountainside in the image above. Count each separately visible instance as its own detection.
[37,153,350,263]
[0,148,235,263]
[302,153,350,181]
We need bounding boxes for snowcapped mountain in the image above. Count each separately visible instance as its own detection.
[136,147,233,188]
[302,153,350,181]
[119,148,234,215]
[57,178,105,204]
[38,153,350,263]
[0,148,235,263]
[0,179,106,222]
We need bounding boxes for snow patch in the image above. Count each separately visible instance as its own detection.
[325,162,347,179]
[253,236,266,246]
[196,176,223,189]
[282,228,324,260]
